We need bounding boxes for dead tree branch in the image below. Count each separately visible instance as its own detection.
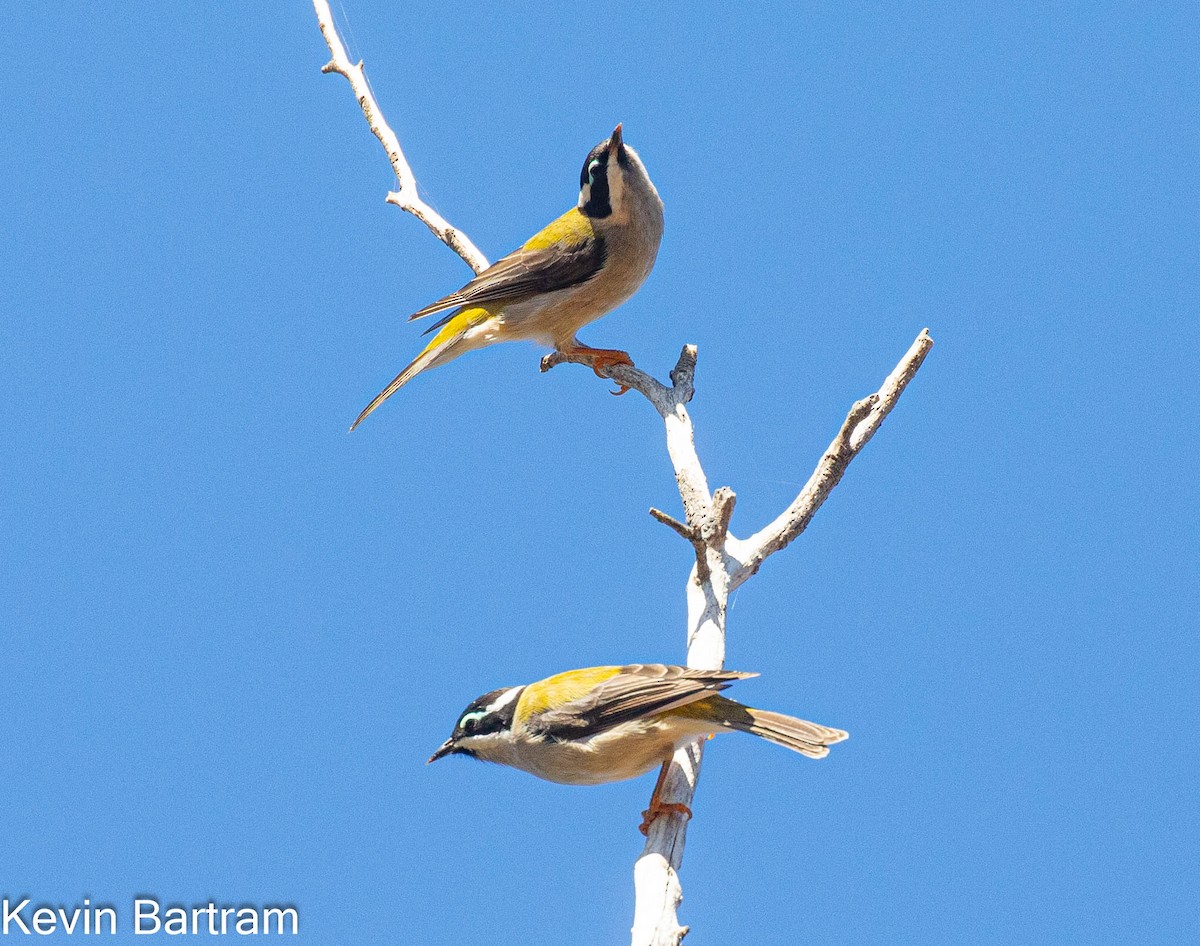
[626,332,930,946]
[312,7,932,944]
[313,0,488,275]
[727,329,933,589]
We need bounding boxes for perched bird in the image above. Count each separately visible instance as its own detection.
[350,123,664,430]
[428,664,847,834]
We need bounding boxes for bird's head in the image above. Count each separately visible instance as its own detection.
[428,685,524,764]
[578,123,662,223]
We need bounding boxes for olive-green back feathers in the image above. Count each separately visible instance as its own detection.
[408,209,605,329]
[518,664,756,740]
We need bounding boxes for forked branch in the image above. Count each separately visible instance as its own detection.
[727,329,933,589]
[628,330,930,946]
[312,7,932,945]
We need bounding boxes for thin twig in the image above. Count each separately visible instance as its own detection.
[541,350,672,412]
[649,508,710,584]
[313,0,489,274]
[728,329,933,589]
[648,507,695,541]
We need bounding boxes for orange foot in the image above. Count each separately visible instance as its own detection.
[558,344,634,394]
[639,760,693,835]
[639,801,693,836]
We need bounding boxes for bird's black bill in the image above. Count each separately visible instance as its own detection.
[427,739,456,764]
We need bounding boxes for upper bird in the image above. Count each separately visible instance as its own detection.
[428,664,847,834]
[350,123,664,430]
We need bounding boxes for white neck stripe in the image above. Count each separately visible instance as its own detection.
[486,687,521,714]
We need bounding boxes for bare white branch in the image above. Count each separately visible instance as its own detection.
[728,328,934,590]
[624,355,727,946]
[312,0,489,275]
[628,330,931,945]
[310,9,931,943]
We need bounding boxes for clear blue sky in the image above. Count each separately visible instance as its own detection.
[3,3,1197,944]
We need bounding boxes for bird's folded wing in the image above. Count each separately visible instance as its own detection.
[410,209,606,325]
[525,664,757,740]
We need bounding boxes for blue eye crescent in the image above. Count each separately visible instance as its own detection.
[459,711,486,732]
[587,158,602,184]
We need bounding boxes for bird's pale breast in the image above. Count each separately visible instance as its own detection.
[500,204,663,348]
[508,715,714,786]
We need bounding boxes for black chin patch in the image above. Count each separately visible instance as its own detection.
[580,145,612,219]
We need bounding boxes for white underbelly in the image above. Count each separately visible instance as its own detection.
[494,290,599,347]
[498,256,654,347]
[507,718,712,786]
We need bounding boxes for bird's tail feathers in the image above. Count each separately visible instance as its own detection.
[709,696,848,759]
[349,315,479,431]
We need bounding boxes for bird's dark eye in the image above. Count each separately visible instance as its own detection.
[587,157,603,184]
[459,710,486,733]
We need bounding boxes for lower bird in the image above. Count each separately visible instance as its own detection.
[428,664,848,834]
[351,123,664,430]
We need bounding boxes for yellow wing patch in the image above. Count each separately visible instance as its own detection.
[521,208,596,252]
[515,666,624,724]
[419,306,493,355]
[665,694,726,721]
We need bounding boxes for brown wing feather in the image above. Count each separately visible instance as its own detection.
[409,222,606,324]
[526,664,756,740]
